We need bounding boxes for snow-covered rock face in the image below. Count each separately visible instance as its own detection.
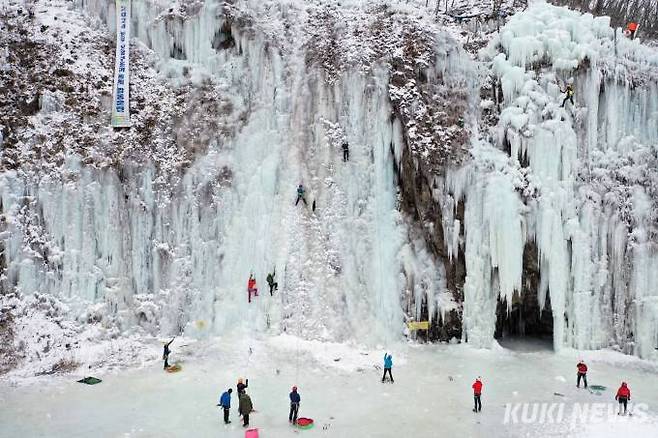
[1,0,472,363]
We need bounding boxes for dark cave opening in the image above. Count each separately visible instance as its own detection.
[212,22,235,51]
[493,242,555,351]
[495,290,554,350]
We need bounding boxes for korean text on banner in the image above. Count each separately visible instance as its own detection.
[111,0,131,127]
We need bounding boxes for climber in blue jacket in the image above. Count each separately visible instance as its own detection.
[382,353,394,383]
[218,388,233,424]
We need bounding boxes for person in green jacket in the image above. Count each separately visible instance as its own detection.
[239,391,254,427]
[266,269,278,296]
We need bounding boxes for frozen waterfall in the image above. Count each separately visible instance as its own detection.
[1,0,657,364]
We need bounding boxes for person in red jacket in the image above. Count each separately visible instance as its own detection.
[576,360,588,388]
[472,377,483,413]
[615,382,631,415]
[247,274,258,303]
[626,22,638,40]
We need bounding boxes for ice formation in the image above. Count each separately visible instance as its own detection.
[451,2,658,357]
[1,0,657,377]
[2,0,468,357]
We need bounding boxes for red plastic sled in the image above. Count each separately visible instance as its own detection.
[296,418,314,430]
[245,428,259,438]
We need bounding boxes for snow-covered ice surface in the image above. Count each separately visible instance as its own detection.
[1,338,658,437]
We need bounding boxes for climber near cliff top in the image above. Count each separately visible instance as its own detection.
[626,22,638,40]
[247,274,258,303]
[561,83,575,108]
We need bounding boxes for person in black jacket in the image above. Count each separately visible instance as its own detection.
[289,386,301,424]
[266,269,278,296]
[162,337,175,369]
[237,377,248,394]
[561,83,575,108]
[342,141,349,161]
[237,378,248,415]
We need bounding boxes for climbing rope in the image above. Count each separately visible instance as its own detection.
[295,307,302,384]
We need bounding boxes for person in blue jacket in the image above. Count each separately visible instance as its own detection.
[289,386,301,424]
[382,353,394,383]
[218,388,233,424]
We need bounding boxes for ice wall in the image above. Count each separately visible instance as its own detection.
[4,0,655,360]
[441,2,658,358]
[2,0,464,344]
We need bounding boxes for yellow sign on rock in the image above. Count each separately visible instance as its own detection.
[407,321,430,330]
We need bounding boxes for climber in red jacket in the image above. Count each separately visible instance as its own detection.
[472,377,483,413]
[247,274,258,303]
[615,382,631,415]
[576,360,588,388]
[626,22,638,40]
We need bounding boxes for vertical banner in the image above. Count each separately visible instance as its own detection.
[111,0,131,127]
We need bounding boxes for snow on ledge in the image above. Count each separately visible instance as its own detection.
[483,0,658,71]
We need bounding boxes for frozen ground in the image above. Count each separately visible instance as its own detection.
[1,338,657,438]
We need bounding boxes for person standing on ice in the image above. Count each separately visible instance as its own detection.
[239,390,254,427]
[615,382,631,415]
[237,378,248,415]
[561,83,575,108]
[295,184,307,206]
[382,353,394,383]
[342,141,349,161]
[289,386,301,425]
[266,268,278,296]
[237,378,249,394]
[247,274,258,303]
[576,360,588,388]
[472,377,483,412]
[162,337,175,369]
[219,388,233,424]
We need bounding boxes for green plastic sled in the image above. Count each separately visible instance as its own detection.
[77,377,102,385]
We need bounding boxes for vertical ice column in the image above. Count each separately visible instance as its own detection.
[460,154,526,347]
[629,188,658,359]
